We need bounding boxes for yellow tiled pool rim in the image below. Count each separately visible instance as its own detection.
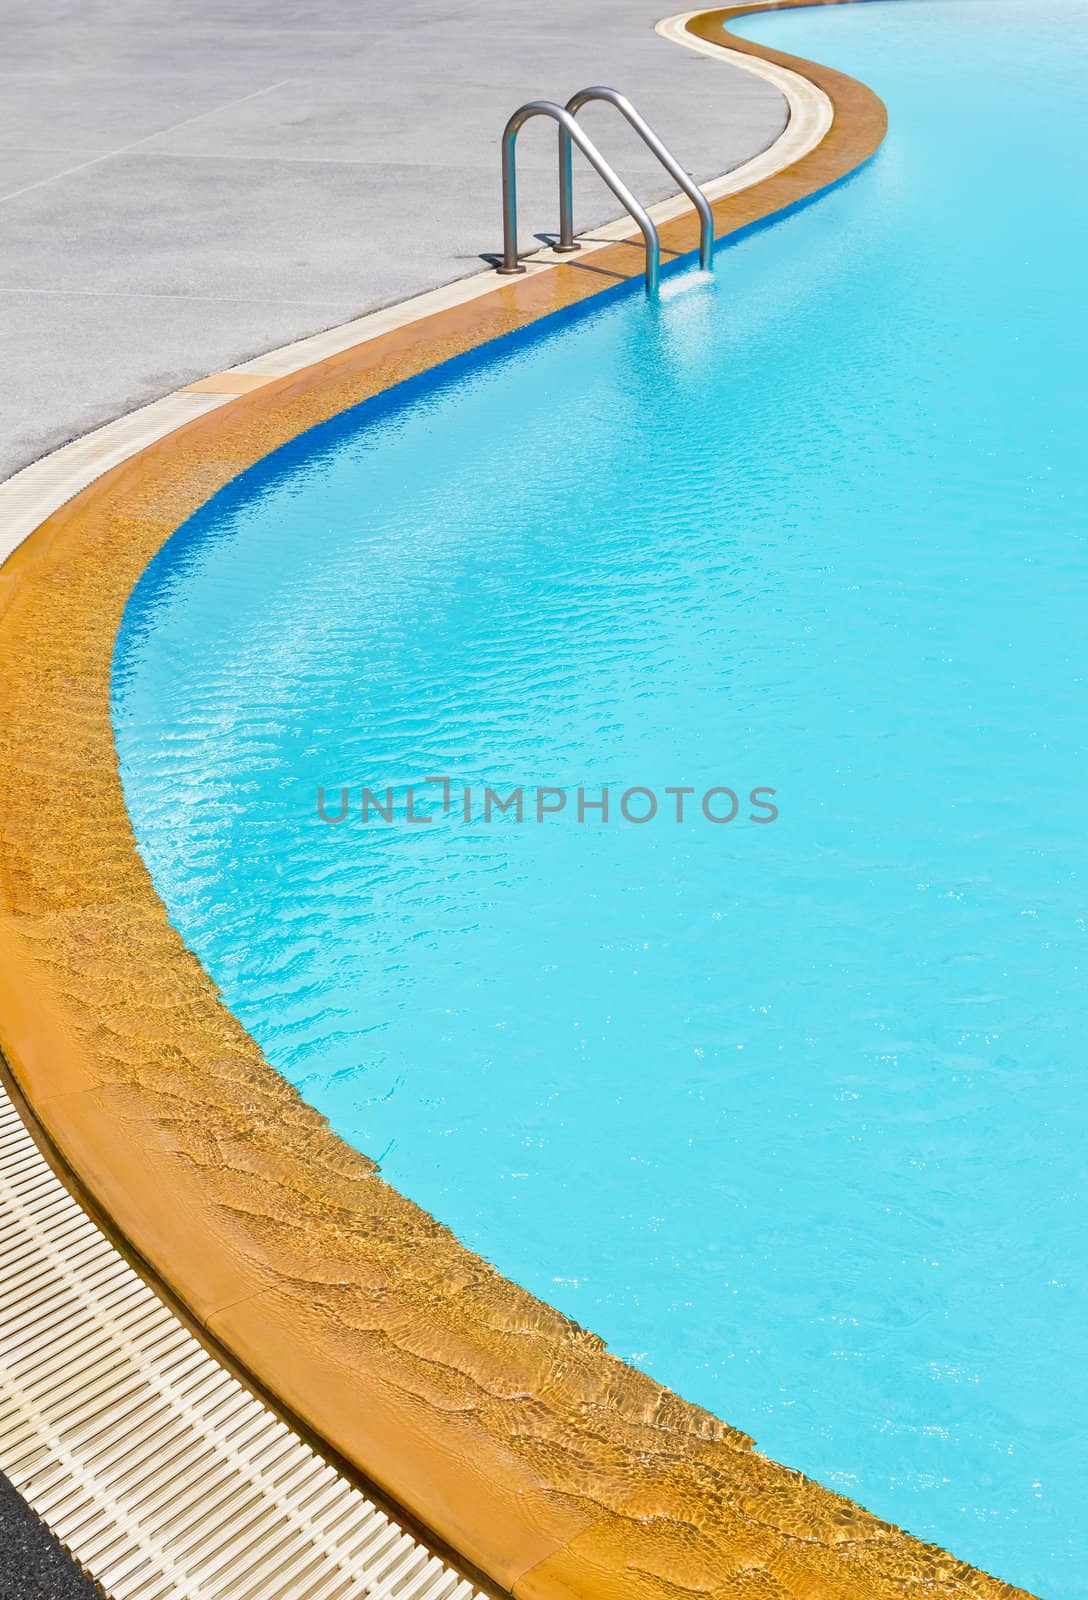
[0,9,1036,1597]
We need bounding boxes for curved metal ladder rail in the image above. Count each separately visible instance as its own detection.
[498,100,661,293]
[558,87,714,272]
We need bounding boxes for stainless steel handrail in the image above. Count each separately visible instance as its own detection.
[497,100,661,294]
[559,86,714,272]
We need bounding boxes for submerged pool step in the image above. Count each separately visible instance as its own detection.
[0,1088,484,1600]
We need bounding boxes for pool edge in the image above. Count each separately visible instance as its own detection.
[0,9,1035,1599]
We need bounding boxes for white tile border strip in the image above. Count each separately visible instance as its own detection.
[0,394,231,566]
[0,12,831,566]
[655,9,833,170]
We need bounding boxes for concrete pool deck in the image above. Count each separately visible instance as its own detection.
[0,0,789,483]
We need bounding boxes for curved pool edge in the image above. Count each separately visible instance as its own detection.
[1,10,1032,1598]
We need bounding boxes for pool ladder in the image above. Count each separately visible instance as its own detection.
[497,86,714,295]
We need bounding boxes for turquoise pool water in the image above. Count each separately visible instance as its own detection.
[113,3,1086,1592]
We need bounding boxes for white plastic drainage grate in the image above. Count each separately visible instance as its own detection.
[0,1086,486,1600]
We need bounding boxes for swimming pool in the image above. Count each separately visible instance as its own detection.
[112,3,1085,1594]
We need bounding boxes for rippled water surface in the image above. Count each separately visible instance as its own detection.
[113,3,1087,1592]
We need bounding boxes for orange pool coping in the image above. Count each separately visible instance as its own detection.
[0,8,1036,1599]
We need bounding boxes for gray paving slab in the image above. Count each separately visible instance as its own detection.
[0,0,788,481]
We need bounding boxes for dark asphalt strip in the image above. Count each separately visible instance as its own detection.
[0,1473,102,1600]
